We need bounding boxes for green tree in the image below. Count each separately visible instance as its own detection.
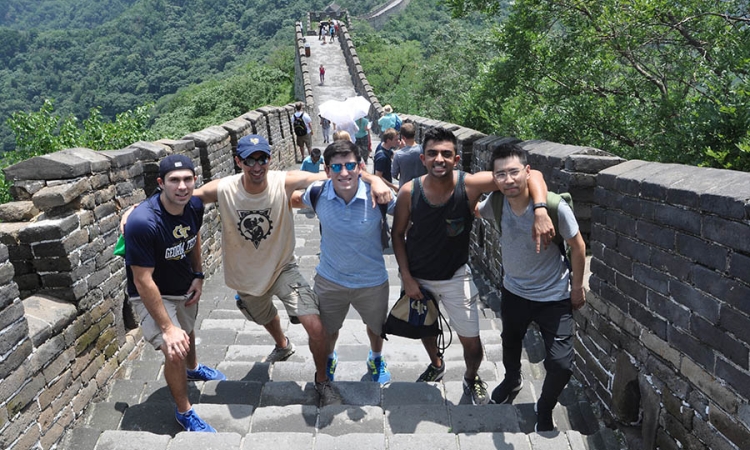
[447,0,750,170]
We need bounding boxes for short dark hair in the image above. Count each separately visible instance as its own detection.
[311,148,321,157]
[323,140,361,166]
[295,101,304,111]
[422,127,457,154]
[491,142,528,167]
[381,128,398,142]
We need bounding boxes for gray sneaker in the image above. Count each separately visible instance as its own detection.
[416,359,445,382]
[315,378,343,407]
[463,375,490,405]
[265,337,295,363]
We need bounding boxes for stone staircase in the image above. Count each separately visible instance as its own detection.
[58,209,624,449]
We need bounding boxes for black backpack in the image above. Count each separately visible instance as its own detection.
[293,113,308,136]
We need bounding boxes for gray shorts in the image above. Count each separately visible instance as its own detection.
[236,262,319,325]
[314,274,389,335]
[414,264,479,338]
[130,295,197,350]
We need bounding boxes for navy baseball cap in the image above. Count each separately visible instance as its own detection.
[237,135,271,159]
[159,154,195,179]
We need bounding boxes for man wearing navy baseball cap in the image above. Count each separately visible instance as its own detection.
[125,153,225,432]
[195,134,393,406]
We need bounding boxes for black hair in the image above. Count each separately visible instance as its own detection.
[422,127,457,154]
[491,142,528,167]
[323,140,362,166]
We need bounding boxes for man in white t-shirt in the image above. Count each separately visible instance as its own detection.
[293,102,313,162]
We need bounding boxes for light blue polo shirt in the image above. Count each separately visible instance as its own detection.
[302,179,395,288]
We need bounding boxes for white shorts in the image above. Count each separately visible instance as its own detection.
[414,264,479,338]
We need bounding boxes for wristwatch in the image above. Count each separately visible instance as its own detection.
[193,272,205,280]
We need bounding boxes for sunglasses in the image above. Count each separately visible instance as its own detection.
[329,162,358,172]
[242,156,269,167]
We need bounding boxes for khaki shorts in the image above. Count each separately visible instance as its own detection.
[314,274,389,335]
[236,263,319,325]
[414,264,480,338]
[130,295,197,350]
[296,133,313,152]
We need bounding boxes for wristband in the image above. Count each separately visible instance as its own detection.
[533,203,548,210]
[193,272,205,280]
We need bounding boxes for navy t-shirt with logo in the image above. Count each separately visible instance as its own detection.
[125,194,204,297]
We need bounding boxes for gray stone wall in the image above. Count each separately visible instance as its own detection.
[0,105,299,449]
[338,24,383,134]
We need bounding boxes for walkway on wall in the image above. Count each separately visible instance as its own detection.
[58,31,624,450]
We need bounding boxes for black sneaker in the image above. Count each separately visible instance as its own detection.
[535,401,555,432]
[491,373,524,404]
[463,375,490,405]
[416,359,445,382]
[315,377,342,407]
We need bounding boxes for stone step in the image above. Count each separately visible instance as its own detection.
[60,426,623,450]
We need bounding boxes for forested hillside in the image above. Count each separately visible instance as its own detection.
[359,0,750,171]
[0,0,381,151]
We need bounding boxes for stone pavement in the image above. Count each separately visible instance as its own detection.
[59,206,624,449]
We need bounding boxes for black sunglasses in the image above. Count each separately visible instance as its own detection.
[242,156,270,167]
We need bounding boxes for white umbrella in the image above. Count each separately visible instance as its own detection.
[343,96,371,121]
[318,99,354,126]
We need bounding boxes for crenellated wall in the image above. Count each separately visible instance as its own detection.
[0,105,301,450]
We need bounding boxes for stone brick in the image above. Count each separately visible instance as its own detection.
[642,330,681,369]
[605,209,636,235]
[41,272,75,288]
[650,248,692,282]
[708,402,750,450]
[39,370,73,409]
[691,314,748,369]
[653,203,702,235]
[715,357,750,400]
[601,247,633,277]
[0,339,31,379]
[0,320,28,356]
[681,357,738,413]
[8,422,41,450]
[616,235,650,264]
[0,283,21,311]
[32,178,91,209]
[636,219,676,250]
[614,272,648,305]
[17,215,80,243]
[669,325,715,371]
[7,373,45,416]
[80,237,106,263]
[72,379,99,415]
[647,291,689,329]
[611,352,640,422]
[719,305,750,348]
[591,222,617,248]
[703,215,750,254]
[729,252,750,284]
[633,263,670,295]
[691,265,750,317]
[663,386,694,427]
[0,300,24,330]
[589,257,615,285]
[669,281,720,324]
[630,302,668,339]
[676,232,728,272]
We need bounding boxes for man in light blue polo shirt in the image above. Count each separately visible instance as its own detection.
[298,140,396,385]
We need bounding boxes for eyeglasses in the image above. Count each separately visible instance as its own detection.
[242,156,269,167]
[493,168,524,181]
[329,162,358,172]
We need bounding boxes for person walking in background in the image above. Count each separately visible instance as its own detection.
[301,148,322,173]
[319,64,326,85]
[391,122,425,189]
[329,23,335,43]
[320,115,332,144]
[477,143,585,432]
[373,127,400,191]
[292,102,313,162]
[354,116,372,164]
[377,105,399,135]
[125,155,226,433]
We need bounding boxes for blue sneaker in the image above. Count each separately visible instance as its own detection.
[367,351,391,385]
[326,351,338,381]
[175,407,216,432]
[187,363,227,381]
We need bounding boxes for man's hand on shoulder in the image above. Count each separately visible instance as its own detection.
[532,207,555,253]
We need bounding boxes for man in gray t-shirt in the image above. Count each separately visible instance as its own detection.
[478,142,585,433]
[391,123,426,189]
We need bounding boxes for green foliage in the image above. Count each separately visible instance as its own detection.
[150,63,294,139]
[444,0,750,171]
[0,0,384,151]
[1,99,152,203]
